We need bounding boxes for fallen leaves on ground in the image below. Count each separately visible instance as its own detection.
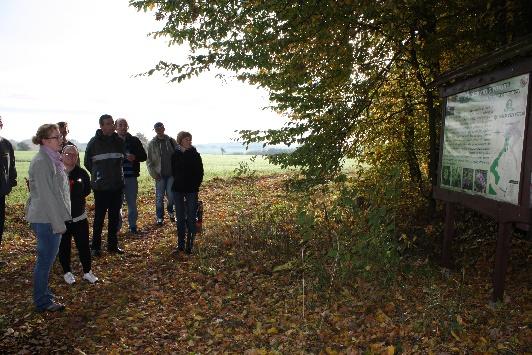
[0,175,530,353]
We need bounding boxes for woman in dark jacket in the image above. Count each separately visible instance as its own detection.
[171,131,203,254]
[58,145,98,285]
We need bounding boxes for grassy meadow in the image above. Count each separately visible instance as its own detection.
[7,151,286,205]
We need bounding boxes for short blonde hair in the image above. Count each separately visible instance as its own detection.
[32,124,59,145]
[176,131,192,145]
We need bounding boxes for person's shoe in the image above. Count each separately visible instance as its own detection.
[63,272,76,285]
[91,249,101,257]
[83,270,99,284]
[129,227,138,234]
[168,212,175,221]
[156,218,163,226]
[108,247,125,254]
[38,302,65,313]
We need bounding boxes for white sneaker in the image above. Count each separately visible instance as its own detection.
[83,270,99,284]
[63,272,76,285]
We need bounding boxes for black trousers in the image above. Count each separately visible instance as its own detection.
[92,189,122,251]
[58,218,91,274]
[0,195,4,245]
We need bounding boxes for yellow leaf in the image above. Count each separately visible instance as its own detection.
[451,330,460,341]
[267,327,278,335]
[385,345,395,355]
[272,260,296,272]
[253,322,262,335]
[375,309,390,324]
[325,347,337,355]
[193,314,204,321]
[456,314,464,325]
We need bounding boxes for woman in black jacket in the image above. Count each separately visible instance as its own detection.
[58,145,98,284]
[171,131,203,254]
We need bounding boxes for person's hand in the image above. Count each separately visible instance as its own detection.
[126,153,136,162]
[155,174,161,181]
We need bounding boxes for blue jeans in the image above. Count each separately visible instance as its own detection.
[119,177,138,231]
[174,192,198,250]
[31,223,62,310]
[155,176,174,220]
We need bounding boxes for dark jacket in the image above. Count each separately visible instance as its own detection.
[121,133,147,178]
[0,138,17,196]
[171,146,204,193]
[67,165,91,220]
[84,129,125,191]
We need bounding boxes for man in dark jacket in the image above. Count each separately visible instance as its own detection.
[116,118,147,234]
[84,114,125,256]
[0,116,17,267]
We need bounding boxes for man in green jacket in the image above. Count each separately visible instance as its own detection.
[147,122,177,226]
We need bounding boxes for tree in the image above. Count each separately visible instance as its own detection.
[135,132,149,150]
[220,147,226,156]
[17,141,30,151]
[130,0,532,194]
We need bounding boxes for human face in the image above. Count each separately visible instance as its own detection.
[59,124,69,139]
[181,136,192,149]
[43,128,62,152]
[61,146,78,169]
[155,125,165,137]
[116,119,129,136]
[100,118,115,136]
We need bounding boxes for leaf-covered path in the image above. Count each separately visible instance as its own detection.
[0,176,530,353]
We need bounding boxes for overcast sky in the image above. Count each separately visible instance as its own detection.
[0,0,285,144]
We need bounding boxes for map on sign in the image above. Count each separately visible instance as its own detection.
[440,73,530,205]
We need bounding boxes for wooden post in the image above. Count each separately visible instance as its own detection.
[493,222,513,302]
[441,202,455,268]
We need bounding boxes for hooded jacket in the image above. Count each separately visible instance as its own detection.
[146,134,177,179]
[171,145,204,193]
[84,129,125,191]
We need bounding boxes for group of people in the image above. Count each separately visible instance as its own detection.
[0,115,203,312]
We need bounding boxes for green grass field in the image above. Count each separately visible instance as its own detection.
[7,151,285,205]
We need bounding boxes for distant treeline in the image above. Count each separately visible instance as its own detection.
[9,139,294,155]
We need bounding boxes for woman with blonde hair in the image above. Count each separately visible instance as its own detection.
[25,124,71,312]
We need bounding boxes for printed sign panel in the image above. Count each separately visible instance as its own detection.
[440,74,530,205]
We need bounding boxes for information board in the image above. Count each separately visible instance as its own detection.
[440,74,530,204]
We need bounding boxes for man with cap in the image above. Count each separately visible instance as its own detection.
[147,122,177,225]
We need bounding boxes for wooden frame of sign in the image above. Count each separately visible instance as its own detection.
[433,52,532,302]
